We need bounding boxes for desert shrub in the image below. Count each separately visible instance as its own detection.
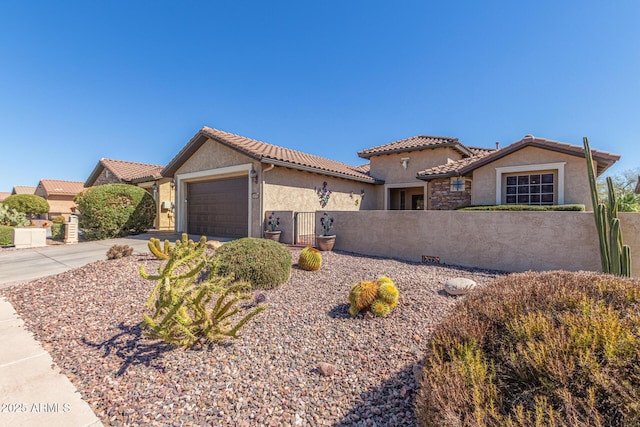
[213,237,292,289]
[457,204,585,211]
[348,276,399,317]
[140,235,265,346]
[0,225,12,245]
[51,215,66,224]
[2,194,50,218]
[50,223,65,241]
[74,184,156,240]
[106,244,134,260]
[0,203,29,227]
[415,271,640,427]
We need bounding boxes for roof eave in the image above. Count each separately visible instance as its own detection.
[358,141,472,159]
[261,158,381,184]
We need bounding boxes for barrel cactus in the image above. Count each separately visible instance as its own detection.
[348,276,399,317]
[298,246,322,271]
[377,276,399,308]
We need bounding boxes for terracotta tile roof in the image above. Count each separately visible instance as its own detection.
[12,186,36,195]
[417,135,620,180]
[163,127,378,183]
[39,179,85,196]
[0,192,10,201]
[85,158,164,186]
[417,150,495,179]
[357,135,473,159]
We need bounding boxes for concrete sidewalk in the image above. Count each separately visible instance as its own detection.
[0,231,208,426]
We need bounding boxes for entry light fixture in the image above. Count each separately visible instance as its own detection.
[250,167,258,184]
[401,157,410,170]
[170,179,175,190]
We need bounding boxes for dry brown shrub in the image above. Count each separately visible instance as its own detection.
[415,271,640,427]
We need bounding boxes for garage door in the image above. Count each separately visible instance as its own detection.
[187,177,248,238]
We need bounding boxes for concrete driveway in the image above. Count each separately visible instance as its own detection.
[0,232,182,288]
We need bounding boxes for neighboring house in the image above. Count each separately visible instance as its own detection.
[0,192,10,201]
[11,186,36,195]
[359,134,620,210]
[162,127,620,239]
[84,158,173,230]
[34,179,85,220]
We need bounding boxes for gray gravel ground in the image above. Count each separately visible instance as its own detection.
[0,248,502,426]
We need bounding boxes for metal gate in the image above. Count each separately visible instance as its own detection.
[294,212,316,246]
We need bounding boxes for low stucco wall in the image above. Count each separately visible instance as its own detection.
[319,210,640,277]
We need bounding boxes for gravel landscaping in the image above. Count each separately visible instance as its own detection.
[0,248,502,426]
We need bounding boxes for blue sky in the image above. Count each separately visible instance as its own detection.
[1,1,639,193]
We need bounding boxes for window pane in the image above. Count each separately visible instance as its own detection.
[518,176,529,185]
[541,194,554,203]
[518,185,529,194]
[530,174,541,184]
[518,195,529,203]
[530,185,540,193]
[506,186,516,194]
[542,185,554,193]
[531,194,541,203]
[542,174,554,184]
[506,195,516,204]
[506,176,517,185]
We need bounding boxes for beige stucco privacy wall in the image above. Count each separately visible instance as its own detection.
[320,210,640,277]
[471,146,594,208]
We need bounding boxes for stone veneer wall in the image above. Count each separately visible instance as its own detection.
[92,168,122,186]
[429,178,471,210]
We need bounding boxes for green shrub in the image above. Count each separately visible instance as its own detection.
[50,223,65,241]
[415,271,640,427]
[0,203,29,227]
[2,195,50,218]
[74,184,156,240]
[0,225,12,245]
[140,235,265,346]
[213,237,292,289]
[51,215,66,224]
[457,204,585,211]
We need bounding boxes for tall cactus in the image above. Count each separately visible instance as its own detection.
[584,137,631,276]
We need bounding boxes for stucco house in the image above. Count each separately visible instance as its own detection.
[34,179,85,220]
[162,127,620,241]
[359,134,620,210]
[84,158,174,230]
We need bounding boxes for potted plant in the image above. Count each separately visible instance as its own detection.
[264,212,281,242]
[316,212,335,251]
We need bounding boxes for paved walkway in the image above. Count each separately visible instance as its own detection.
[0,231,216,426]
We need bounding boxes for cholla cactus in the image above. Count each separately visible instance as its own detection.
[298,246,322,271]
[148,233,207,261]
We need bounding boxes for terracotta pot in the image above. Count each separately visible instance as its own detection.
[316,235,336,251]
[264,230,281,242]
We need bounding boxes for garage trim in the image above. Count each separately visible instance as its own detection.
[175,163,254,237]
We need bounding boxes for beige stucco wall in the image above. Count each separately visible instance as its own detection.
[471,147,594,208]
[368,148,463,184]
[137,178,174,230]
[262,166,378,214]
[319,210,640,277]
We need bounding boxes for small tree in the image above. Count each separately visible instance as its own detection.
[2,194,49,219]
